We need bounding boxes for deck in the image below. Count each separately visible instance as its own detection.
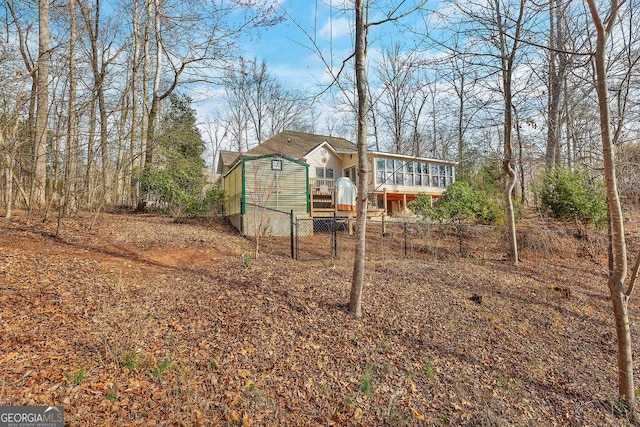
[309,178,384,218]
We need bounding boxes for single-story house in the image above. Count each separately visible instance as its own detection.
[220,130,457,234]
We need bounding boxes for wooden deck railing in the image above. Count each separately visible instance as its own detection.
[309,177,336,191]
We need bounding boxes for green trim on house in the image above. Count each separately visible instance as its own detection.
[306,170,310,213]
[241,160,246,215]
[226,153,309,217]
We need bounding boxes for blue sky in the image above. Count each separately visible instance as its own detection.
[193,0,445,155]
[194,1,432,118]
[194,1,358,136]
[236,1,436,93]
[239,1,355,93]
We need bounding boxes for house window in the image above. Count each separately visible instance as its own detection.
[344,166,357,181]
[431,164,439,187]
[373,157,453,187]
[446,165,453,185]
[421,163,430,186]
[394,160,404,185]
[414,162,422,186]
[376,158,385,184]
[405,161,414,186]
[386,159,394,184]
[316,167,334,179]
[271,159,283,171]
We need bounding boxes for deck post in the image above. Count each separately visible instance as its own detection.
[383,188,388,216]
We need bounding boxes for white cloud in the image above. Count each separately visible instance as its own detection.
[319,16,353,41]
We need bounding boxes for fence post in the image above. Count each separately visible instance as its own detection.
[404,222,408,258]
[290,210,295,259]
[295,220,299,260]
[332,213,338,258]
[382,213,386,235]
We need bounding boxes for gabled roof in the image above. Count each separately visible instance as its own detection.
[217,150,241,175]
[246,130,357,159]
[220,150,240,165]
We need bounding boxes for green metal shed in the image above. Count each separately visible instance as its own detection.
[223,154,310,236]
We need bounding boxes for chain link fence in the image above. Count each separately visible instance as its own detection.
[359,219,505,262]
[248,209,606,263]
[243,204,294,258]
[294,217,337,261]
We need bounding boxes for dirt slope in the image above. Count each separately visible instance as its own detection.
[1,210,639,426]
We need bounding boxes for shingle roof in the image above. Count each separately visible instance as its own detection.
[246,130,357,159]
[217,150,241,174]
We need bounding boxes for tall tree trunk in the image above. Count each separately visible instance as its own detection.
[144,0,163,169]
[349,0,368,318]
[457,74,465,178]
[46,87,65,221]
[129,0,141,205]
[4,150,14,219]
[99,68,109,204]
[502,86,519,264]
[496,0,523,264]
[2,105,24,219]
[587,0,638,418]
[7,1,36,215]
[63,0,78,217]
[140,0,152,173]
[115,81,130,204]
[33,0,50,210]
[80,0,108,207]
[86,93,97,207]
[586,0,635,418]
[545,0,561,170]
[514,107,526,204]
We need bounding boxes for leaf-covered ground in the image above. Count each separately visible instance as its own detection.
[1,210,639,426]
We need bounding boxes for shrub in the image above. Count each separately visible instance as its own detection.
[538,167,607,226]
[186,187,226,218]
[408,180,498,225]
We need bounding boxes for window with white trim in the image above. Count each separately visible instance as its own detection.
[316,167,334,178]
[375,156,454,188]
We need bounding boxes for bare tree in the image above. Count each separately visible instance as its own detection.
[0,54,32,220]
[349,0,428,318]
[586,0,637,418]
[374,44,421,154]
[135,0,281,208]
[349,0,368,318]
[6,3,37,213]
[78,0,125,207]
[32,0,50,213]
[221,58,313,148]
[496,0,528,264]
[449,0,534,263]
[223,81,251,153]
[56,0,78,236]
[545,0,568,170]
[200,114,227,181]
[239,58,273,144]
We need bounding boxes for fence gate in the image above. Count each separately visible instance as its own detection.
[294,216,338,260]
